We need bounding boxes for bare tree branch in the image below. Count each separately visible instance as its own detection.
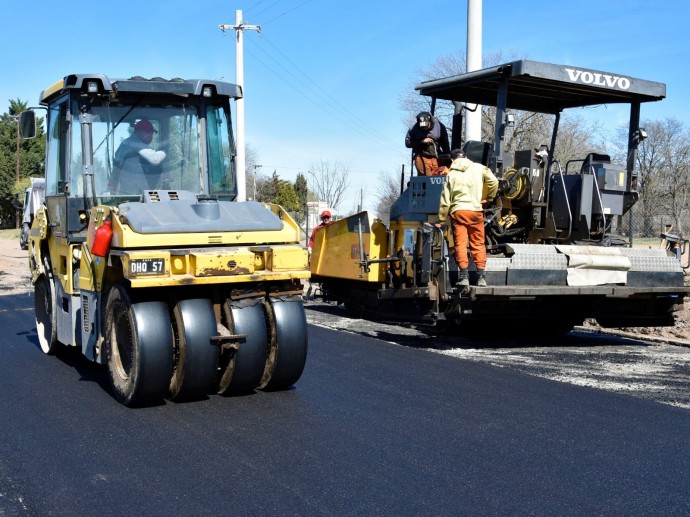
[307,159,350,211]
[375,170,404,225]
[612,118,690,236]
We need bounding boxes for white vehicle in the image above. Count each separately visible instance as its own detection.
[19,177,45,250]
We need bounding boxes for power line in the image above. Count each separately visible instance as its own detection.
[245,0,282,18]
[231,1,406,176]
[260,0,315,24]
[246,0,315,24]
[240,1,401,151]
[257,33,399,147]
[245,36,400,153]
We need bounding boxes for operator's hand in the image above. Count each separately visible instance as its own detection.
[139,148,167,166]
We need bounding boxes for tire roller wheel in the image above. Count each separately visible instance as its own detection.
[168,298,219,401]
[218,297,269,394]
[35,253,58,355]
[260,295,308,390]
[104,284,174,407]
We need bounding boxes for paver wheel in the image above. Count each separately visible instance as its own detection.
[218,297,268,394]
[104,284,173,406]
[261,296,308,390]
[169,298,219,401]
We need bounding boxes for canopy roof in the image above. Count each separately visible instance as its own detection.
[416,60,666,114]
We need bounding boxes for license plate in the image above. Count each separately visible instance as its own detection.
[129,258,165,276]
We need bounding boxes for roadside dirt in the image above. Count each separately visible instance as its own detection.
[587,268,690,344]
[0,238,32,297]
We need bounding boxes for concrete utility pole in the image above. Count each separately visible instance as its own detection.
[13,115,21,228]
[252,164,262,201]
[465,0,482,143]
[220,10,260,202]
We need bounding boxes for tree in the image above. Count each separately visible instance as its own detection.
[0,100,46,227]
[293,172,309,225]
[307,159,350,211]
[620,118,690,236]
[294,173,308,206]
[0,146,14,227]
[275,182,301,219]
[250,169,305,228]
[255,169,279,202]
[656,120,690,236]
[546,114,606,171]
[375,170,403,225]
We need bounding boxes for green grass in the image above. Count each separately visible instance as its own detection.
[0,229,20,240]
[633,237,667,249]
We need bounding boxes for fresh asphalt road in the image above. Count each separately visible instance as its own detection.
[1,291,689,516]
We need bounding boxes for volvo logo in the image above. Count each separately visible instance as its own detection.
[564,68,631,90]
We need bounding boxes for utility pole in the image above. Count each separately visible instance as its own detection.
[220,10,260,202]
[13,115,21,228]
[253,164,262,201]
[465,0,482,143]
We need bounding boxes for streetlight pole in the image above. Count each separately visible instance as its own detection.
[220,10,260,202]
[465,0,483,143]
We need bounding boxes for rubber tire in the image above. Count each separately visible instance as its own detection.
[104,284,174,407]
[35,253,58,355]
[168,298,219,401]
[262,297,308,390]
[219,298,268,394]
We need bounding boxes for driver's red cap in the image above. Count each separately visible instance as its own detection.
[134,119,156,133]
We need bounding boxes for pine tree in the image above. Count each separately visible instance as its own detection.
[0,100,46,226]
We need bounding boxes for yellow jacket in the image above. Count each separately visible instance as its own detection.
[437,157,498,222]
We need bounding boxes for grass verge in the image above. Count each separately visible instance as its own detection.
[0,229,20,240]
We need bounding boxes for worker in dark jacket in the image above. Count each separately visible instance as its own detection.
[405,111,450,176]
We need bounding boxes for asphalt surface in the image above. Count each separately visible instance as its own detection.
[304,299,690,409]
[1,291,689,516]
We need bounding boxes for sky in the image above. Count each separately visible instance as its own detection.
[2,0,689,214]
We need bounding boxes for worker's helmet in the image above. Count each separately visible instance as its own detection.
[416,112,433,130]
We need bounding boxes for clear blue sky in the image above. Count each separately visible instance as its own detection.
[1,0,689,213]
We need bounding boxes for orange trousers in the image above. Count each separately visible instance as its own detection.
[414,155,439,176]
[449,210,486,270]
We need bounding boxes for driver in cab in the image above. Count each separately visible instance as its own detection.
[110,119,166,194]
